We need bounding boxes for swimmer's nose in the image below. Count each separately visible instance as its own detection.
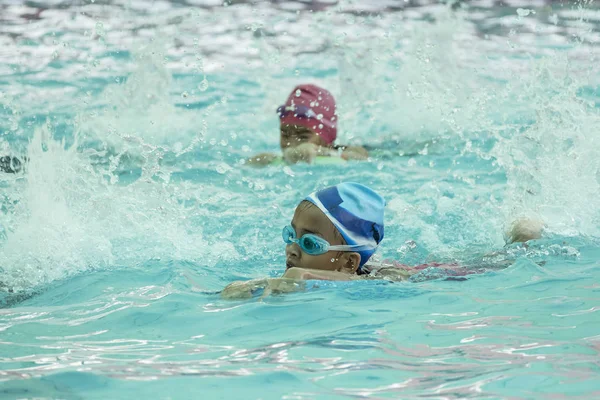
[285,242,301,260]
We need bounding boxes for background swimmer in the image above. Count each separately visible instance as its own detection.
[247,84,369,166]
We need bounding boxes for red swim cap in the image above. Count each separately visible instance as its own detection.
[278,84,337,145]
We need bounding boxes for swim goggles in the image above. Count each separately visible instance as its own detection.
[277,104,319,118]
[277,105,335,128]
[282,225,373,256]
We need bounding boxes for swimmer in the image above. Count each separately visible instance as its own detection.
[247,84,369,166]
[221,182,544,299]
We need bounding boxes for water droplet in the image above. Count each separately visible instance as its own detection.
[408,158,416,167]
[181,91,189,98]
[95,21,105,37]
[377,163,384,171]
[198,78,209,92]
[295,89,301,97]
[283,166,295,177]
[516,8,534,17]
[318,124,323,129]
[215,162,232,174]
[316,113,323,120]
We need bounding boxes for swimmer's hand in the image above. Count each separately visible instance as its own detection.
[341,146,369,161]
[505,217,544,244]
[246,153,279,167]
[282,143,319,164]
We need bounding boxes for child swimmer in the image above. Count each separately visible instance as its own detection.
[247,84,369,166]
[221,182,543,299]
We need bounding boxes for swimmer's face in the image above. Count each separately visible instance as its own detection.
[280,124,327,150]
[285,201,360,274]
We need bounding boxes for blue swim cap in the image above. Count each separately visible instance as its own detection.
[305,182,385,267]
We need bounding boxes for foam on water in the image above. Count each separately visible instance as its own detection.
[0,123,243,291]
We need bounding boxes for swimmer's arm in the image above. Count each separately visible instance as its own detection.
[284,143,357,164]
[359,220,545,284]
[365,266,413,281]
[282,143,318,164]
[246,153,279,166]
[220,268,358,300]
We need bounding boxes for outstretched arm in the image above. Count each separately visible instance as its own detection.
[246,153,279,166]
[220,268,358,300]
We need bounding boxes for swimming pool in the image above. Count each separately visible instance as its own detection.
[1,0,600,398]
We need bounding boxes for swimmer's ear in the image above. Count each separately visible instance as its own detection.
[340,252,361,274]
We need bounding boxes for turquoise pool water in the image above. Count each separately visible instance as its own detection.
[1,0,600,398]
